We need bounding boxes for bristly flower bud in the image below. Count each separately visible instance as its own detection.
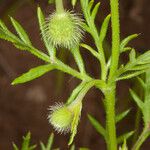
[48,101,82,135]
[43,11,84,49]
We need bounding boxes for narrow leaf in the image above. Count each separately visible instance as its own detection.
[129,89,144,109]
[120,34,139,52]
[137,77,146,89]
[46,133,54,150]
[21,132,31,150]
[91,2,100,20]
[70,145,75,150]
[80,43,100,60]
[117,131,134,144]
[40,142,46,150]
[88,0,94,12]
[10,17,31,45]
[117,70,146,81]
[88,114,106,139]
[48,0,55,4]
[13,143,19,150]
[71,0,77,7]
[99,14,111,43]
[12,64,54,85]
[116,109,131,123]
[29,145,36,150]
[129,49,136,62]
[0,19,9,30]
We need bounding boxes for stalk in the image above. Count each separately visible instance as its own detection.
[105,0,120,149]
[132,127,150,150]
[55,0,65,13]
[105,85,117,150]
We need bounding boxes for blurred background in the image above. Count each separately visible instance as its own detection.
[0,0,150,149]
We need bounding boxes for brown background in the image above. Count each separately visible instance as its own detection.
[0,0,150,149]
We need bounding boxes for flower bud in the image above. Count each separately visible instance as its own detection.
[43,11,84,49]
[48,103,73,133]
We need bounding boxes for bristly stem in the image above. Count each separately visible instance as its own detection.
[55,0,65,13]
[105,0,120,149]
[132,127,150,150]
[109,0,120,81]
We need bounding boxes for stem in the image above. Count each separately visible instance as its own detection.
[132,127,150,150]
[104,0,120,149]
[105,84,117,150]
[55,0,65,13]
[108,0,120,80]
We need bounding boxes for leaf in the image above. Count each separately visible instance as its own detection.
[137,77,146,89]
[116,109,131,123]
[120,34,139,53]
[129,89,144,109]
[117,70,146,81]
[79,148,90,150]
[99,14,111,43]
[70,145,75,150]
[10,17,31,45]
[40,133,54,150]
[13,143,19,150]
[48,0,55,4]
[91,2,100,20]
[68,102,82,145]
[117,131,134,144]
[12,64,54,85]
[0,19,9,30]
[88,114,106,139]
[88,0,94,13]
[80,43,100,60]
[21,132,34,150]
[71,0,77,7]
[37,7,55,57]
[129,49,136,63]
[67,82,87,104]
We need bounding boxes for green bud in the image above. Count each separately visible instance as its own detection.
[48,103,73,133]
[43,11,84,49]
[48,101,82,136]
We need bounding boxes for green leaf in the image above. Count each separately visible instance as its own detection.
[40,133,54,150]
[116,109,131,123]
[120,34,139,53]
[0,19,9,30]
[71,0,77,7]
[10,17,31,45]
[13,143,19,150]
[129,89,144,109]
[91,2,100,20]
[80,43,100,60]
[88,0,94,13]
[99,14,111,43]
[129,49,136,63]
[68,102,82,145]
[48,0,55,4]
[117,131,134,144]
[70,145,75,150]
[12,64,54,85]
[137,77,146,89]
[37,7,55,57]
[21,132,31,150]
[67,82,87,104]
[79,148,90,150]
[88,114,106,139]
[117,70,146,81]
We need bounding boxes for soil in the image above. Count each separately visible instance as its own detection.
[0,0,150,149]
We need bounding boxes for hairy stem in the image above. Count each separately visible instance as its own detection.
[109,0,120,80]
[105,84,117,150]
[55,0,64,13]
[105,0,120,149]
[132,127,150,150]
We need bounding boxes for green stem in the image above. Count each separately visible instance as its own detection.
[105,84,117,150]
[132,127,150,150]
[55,0,65,13]
[104,0,120,149]
[108,0,120,81]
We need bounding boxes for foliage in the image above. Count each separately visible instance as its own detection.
[0,0,150,149]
